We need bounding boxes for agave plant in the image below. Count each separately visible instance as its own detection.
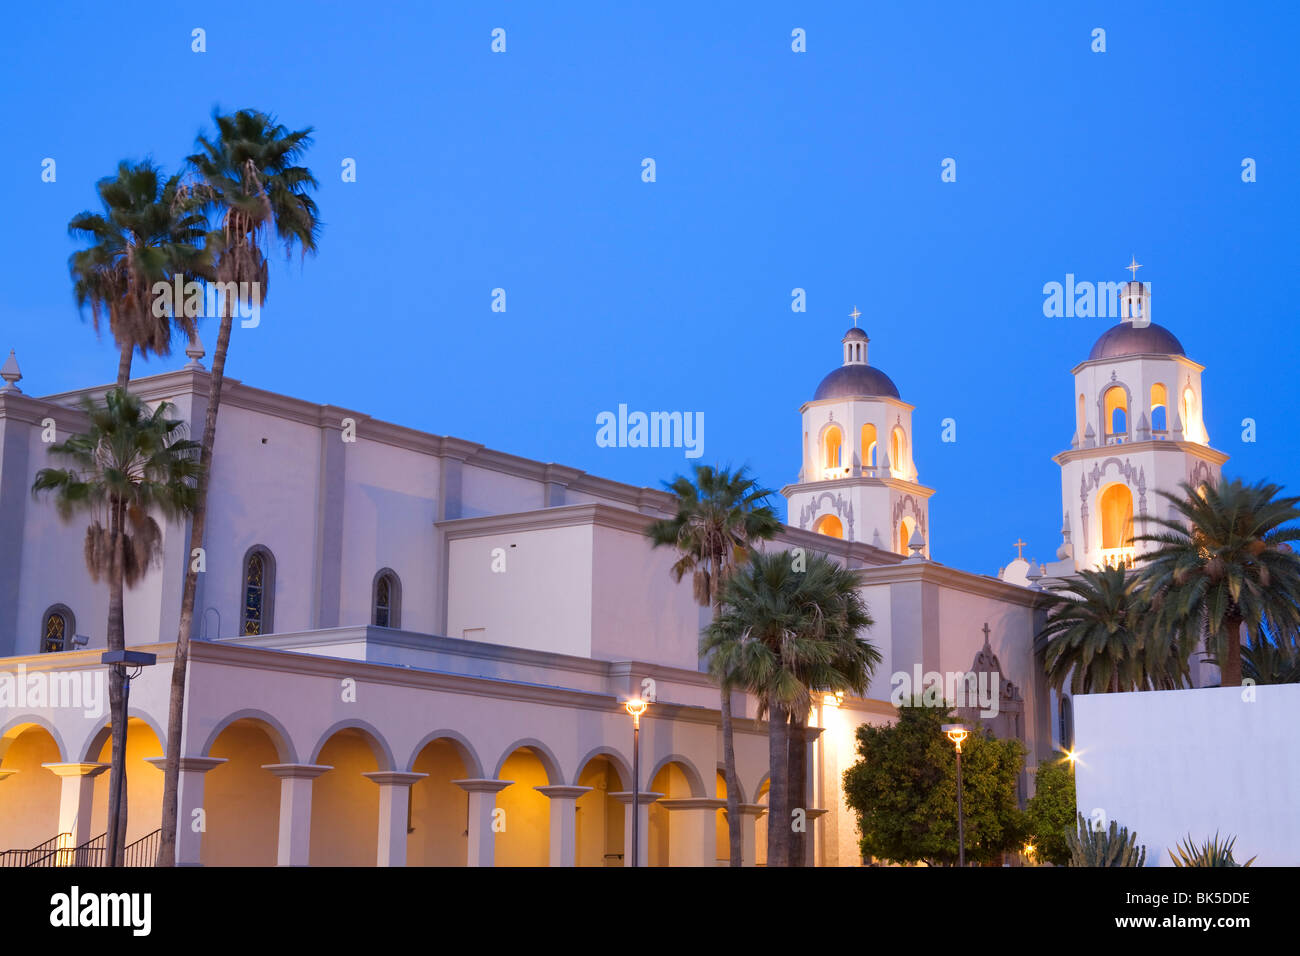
[1169,832,1256,867]
[1066,813,1146,867]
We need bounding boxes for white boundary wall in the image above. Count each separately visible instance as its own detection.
[1073,683,1300,866]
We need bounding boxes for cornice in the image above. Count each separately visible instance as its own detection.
[855,559,1041,607]
[782,475,937,499]
[1052,440,1230,468]
[1070,352,1206,376]
[798,395,916,415]
[436,501,655,538]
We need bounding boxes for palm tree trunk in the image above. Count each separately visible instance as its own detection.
[1221,616,1244,687]
[787,709,807,867]
[105,500,127,866]
[767,702,790,867]
[116,341,132,390]
[157,302,233,867]
[711,553,743,868]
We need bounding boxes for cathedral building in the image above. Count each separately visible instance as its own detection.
[0,271,1212,865]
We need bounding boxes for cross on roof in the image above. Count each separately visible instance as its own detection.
[1126,255,1143,281]
[849,305,861,327]
[981,622,991,641]
[1013,537,1027,559]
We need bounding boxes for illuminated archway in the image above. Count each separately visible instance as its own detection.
[0,724,63,855]
[575,754,627,867]
[310,727,385,865]
[203,718,282,866]
[813,513,844,539]
[890,426,906,476]
[496,746,554,866]
[860,424,877,469]
[822,425,843,472]
[1150,383,1167,433]
[1098,483,1134,552]
[897,515,917,556]
[1103,386,1127,437]
[409,737,472,866]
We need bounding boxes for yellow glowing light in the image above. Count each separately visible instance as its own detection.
[1064,748,1077,765]
[941,723,969,752]
[823,691,845,708]
[625,699,648,720]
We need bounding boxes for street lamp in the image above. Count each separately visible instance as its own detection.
[941,723,969,868]
[101,650,156,866]
[625,697,648,867]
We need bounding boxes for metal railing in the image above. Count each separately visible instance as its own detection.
[0,832,72,868]
[72,828,161,867]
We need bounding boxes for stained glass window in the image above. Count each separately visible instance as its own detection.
[42,612,66,653]
[375,575,391,628]
[244,552,265,635]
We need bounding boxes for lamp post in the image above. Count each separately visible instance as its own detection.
[625,698,648,867]
[941,723,969,867]
[101,650,156,867]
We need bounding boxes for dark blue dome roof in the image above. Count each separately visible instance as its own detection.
[1088,322,1185,360]
[813,364,901,400]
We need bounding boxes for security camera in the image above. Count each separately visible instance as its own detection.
[70,633,90,648]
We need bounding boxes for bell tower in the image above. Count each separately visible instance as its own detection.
[783,308,934,556]
[1052,265,1228,571]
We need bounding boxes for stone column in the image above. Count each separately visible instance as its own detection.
[42,762,109,861]
[363,771,427,867]
[452,778,512,867]
[143,756,228,865]
[262,763,332,866]
[609,790,663,867]
[735,803,766,866]
[803,808,828,867]
[535,785,592,867]
[657,797,726,866]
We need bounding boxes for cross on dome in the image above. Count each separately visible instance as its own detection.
[849,305,861,328]
[1126,255,1142,281]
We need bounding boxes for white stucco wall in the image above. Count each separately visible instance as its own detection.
[1074,683,1300,866]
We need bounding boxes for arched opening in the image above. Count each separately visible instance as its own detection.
[813,513,843,539]
[496,747,553,866]
[310,728,384,865]
[203,719,282,865]
[755,778,770,866]
[1103,386,1127,439]
[860,424,877,470]
[575,755,627,867]
[897,515,917,556]
[1150,383,1167,434]
[1077,394,1086,438]
[648,760,700,867]
[890,426,907,477]
[1183,386,1197,440]
[90,717,165,851]
[1059,696,1074,751]
[1098,483,1134,564]
[241,546,276,635]
[0,724,63,856]
[822,425,843,473]
[409,738,471,866]
[714,770,729,864]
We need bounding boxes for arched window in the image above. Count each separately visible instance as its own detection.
[372,569,402,629]
[890,426,906,476]
[813,514,843,539]
[1077,394,1086,436]
[860,423,877,469]
[822,425,843,472]
[1183,386,1196,438]
[1150,383,1167,433]
[1098,484,1134,552]
[241,547,276,636]
[1059,696,1073,750]
[1103,386,1127,438]
[897,515,917,556]
[41,605,75,653]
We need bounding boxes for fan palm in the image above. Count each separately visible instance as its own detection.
[68,160,209,388]
[158,109,320,866]
[1135,478,1300,688]
[646,464,780,866]
[32,389,200,865]
[704,549,879,866]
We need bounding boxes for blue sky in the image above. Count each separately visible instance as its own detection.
[3,1,1296,576]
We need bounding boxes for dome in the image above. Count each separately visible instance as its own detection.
[814,364,901,400]
[1087,321,1185,360]
[842,326,869,343]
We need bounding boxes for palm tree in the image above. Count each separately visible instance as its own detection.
[68,160,208,388]
[157,109,320,866]
[1037,565,1188,693]
[32,389,200,865]
[646,465,780,866]
[704,549,879,866]
[1136,478,1300,688]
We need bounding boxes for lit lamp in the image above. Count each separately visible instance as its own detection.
[625,697,648,867]
[101,650,156,867]
[941,723,969,867]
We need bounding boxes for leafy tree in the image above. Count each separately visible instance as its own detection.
[705,549,879,866]
[68,160,208,388]
[32,389,199,865]
[1023,753,1076,866]
[646,464,780,866]
[158,109,321,866]
[842,702,1026,866]
[1136,477,1300,688]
